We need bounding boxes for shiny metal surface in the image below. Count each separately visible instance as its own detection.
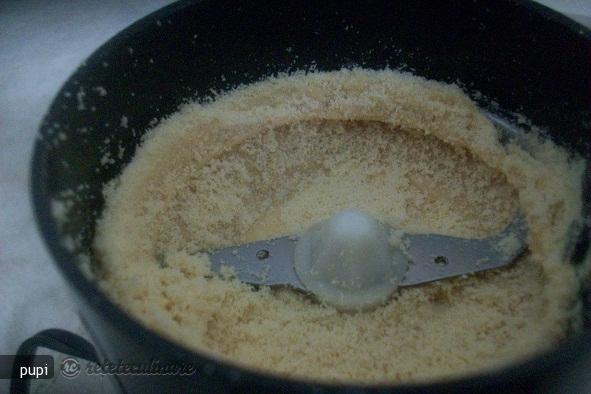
[208,215,527,290]
[210,236,303,288]
[400,216,527,286]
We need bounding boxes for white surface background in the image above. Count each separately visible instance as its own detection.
[0,0,590,392]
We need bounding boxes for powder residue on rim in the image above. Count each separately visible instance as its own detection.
[93,69,586,384]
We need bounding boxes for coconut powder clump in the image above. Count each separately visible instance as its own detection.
[94,69,586,383]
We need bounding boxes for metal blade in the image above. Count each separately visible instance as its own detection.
[207,216,527,290]
[209,236,304,287]
[399,216,527,286]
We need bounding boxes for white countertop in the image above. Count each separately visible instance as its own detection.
[0,1,589,392]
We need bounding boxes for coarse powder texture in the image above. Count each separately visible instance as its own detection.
[94,69,586,384]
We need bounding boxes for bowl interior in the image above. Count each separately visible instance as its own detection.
[32,0,591,386]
